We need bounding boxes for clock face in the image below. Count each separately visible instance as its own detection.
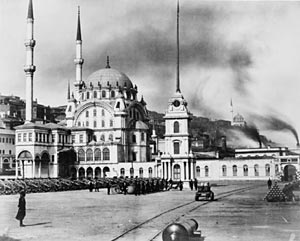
[173,100,180,107]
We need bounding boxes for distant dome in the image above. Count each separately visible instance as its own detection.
[233,113,244,122]
[86,67,133,89]
[135,121,148,130]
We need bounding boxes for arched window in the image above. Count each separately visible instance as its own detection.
[205,166,209,177]
[101,109,105,116]
[103,148,110,161]
[233,165,237,176]
[173,164,181,180]
[174,121,179,133]
[243,165,248,176]
[222,165,227,176]
[87,167,93,179]
[86,149,93,162]
[100,134,105,141]
[130,167,134,178]
[77,121,81,127]
[78,149,85,163]
[109,134,113,141]
[275,164,279,174]
[93,109,97,117]
[148,167,153,178]
[102,120,105,128]
[95,167,101,179]
[86,111,89,117]
[174,142,180,154]
[93,91,97,98]
[79,167,85,179]
[254,164,259,176]
[86,92,90,99]
[196,166,200,177]
[94,148,101,161]
[102,91,106,98]
[111,90,115,98]
[139,168,143,178]
[120,168,125,177]
[265,164,270,176]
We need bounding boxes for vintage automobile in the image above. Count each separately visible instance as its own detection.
[195,182,214,201]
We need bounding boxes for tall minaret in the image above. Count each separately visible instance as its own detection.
[74,6,84,100]
[24,0,36,123]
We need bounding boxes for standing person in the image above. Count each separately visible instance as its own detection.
[267,178,272,189]
[89,181,94,192]
[16,191,26,227]
[189,179,193,191]
[95,181,100,192]
[179,180,183,191]
[194,178,198,191]
[107,182,111,195]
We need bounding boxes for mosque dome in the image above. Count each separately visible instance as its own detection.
[86,67,133,89]
[233,113,245,122]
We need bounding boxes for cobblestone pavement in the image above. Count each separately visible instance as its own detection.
[0,181,299,241]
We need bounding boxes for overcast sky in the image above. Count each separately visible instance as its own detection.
[1,0,300,147]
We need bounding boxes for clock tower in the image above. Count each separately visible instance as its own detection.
[161,0,194,182]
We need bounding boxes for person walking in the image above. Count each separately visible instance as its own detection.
[189,179,193,191]
[194,178,198,191]
[16,191,26,227]
[89,181,94,192]
[107,182,111,195]
[267,178,272,189]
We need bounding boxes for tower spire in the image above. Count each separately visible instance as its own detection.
[24,0,36,123]
[176,0,180,93]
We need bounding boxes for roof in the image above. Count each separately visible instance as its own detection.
[135,121,149,130]
[14,122,69,131]
[86,68,133,89]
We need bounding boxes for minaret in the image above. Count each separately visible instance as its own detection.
[24,0,36,123]
[74,6,84,100]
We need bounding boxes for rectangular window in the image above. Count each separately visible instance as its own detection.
[18,133,21,142]
[23,133,27,142]
[102,120,105,127]
[72,135,75,143]
[79,134,83,143]
[29,133,32,142]
[174,142,180,154]
[12,138,15,145]
[110,119,113,127]
[132,134,136,143]
[94,121,97,128]
[9,150,11,155]
[86,121,89,127]
[141,133,145,141]
[93,109,97,117]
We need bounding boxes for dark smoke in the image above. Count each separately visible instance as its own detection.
[234,124,262,148]
[251,114,299,145]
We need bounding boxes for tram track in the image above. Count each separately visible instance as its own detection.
[111,184,263,241]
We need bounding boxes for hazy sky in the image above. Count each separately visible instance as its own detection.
[1,0,300,147]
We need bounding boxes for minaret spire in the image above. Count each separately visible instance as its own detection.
[106,56,111,68]
[74,6,84,100]
[67,80,71,100]
[76,6,82,41]
[24,0,36,123]
[176,0,180,93]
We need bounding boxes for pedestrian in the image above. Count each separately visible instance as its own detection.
[107,182,111,195]
[16,191,26,227]
[123,182,128,195]
[194,178,198,191]
[189,179,193,191]
[95,181,100,192]
[267,178,272,189]
[179,180,183,191]
[89,181,94,192]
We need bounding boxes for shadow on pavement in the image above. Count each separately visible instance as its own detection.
[24,222,51,227]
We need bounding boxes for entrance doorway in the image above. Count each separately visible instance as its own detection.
[283,165,297,181]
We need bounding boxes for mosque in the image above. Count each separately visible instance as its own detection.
[14,0,300,182]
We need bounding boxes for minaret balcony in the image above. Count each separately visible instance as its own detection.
[74,58,84,64]
[24,65,36,73]
[24,39,36,47]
